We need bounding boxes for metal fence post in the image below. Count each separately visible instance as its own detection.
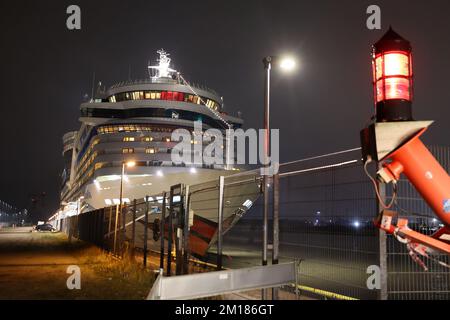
[272,171,280,300]
[107,206,113,251]
[143,196,149,267]
[183,185,190,275]
[379,228,388,300]
[68,216,73,244]
[295,259,300,300]
[121,203,127,257]
[217,176,225,271]
[132,199,136,258]
[107,207,112,236]
[113,204,119,255]
[101,209,106,249]
[376,170,388,300]
[160,192,166,273]
[175,186,184,276]
[262,175,270,300]
[167,191,174,276]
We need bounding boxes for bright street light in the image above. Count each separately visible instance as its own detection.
[261,53,298,300]
[126,160,136,168]
[279,57,296,71]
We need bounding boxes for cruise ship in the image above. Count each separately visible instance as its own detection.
[60,50,247,214]
[56,51,264,257]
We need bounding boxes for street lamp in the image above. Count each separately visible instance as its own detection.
[114,160,135,254]
[279,56,297,72]
[262,55,297,172]
[119,160,136,209]
[261,54,297,300]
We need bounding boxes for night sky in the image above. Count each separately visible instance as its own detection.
[1,0,450,219]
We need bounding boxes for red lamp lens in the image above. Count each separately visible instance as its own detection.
[376,78,410,102]
[373,51,412,102]
[375,53,410,79]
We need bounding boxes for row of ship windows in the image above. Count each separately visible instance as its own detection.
[122,144,205,154]
[109,90,220,111]
[97,124,175,135]
[76,143,226,186]
[77,121,230,173]
[123,148,155,154]
[76,125,171,171]
[96,125,219,138]
[78,125,211,173]
[77,139,100,171]
[122,136,200,144]
[79,135,194,171]
[123,136,167,142]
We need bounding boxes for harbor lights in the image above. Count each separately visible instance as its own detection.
[372,27,413,122]
[261,54,297,300]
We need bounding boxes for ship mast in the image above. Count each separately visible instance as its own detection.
[148,49,177,78]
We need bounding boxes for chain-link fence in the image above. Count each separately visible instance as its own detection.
[213,149,380,300]
[385,146,450,300]
[58,145,450,300]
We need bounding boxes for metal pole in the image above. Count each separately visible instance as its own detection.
[183,185,190,274]
[121,203,126,257]
[143,196,149,267]
[160,192,166,272]
[272,170,280,300]
[131,199,136,258]
[101,209,106,249]
[167,191,173,276]
[175,186,184,276]
[377,162,388,300]
[295,259,300,300]
[113,204,119,255]
[217,176,225,270]
[119,162,125,222]
[108,206,113,239]
[262,57,271,300]
[115,162,125,255]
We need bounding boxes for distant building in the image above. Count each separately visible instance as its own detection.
[0,200,26,227]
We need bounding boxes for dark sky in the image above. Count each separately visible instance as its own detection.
[1,0,450,217]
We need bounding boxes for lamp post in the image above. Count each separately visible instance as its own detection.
[114,160,135,254]
[119,160,136,209]
[262,55,296,300]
